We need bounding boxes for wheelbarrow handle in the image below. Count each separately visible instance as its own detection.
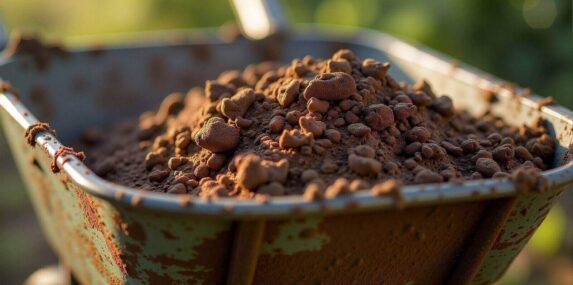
[230,0,289,40]
[0,2,287,45]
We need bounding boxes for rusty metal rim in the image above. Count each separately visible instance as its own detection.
[1,25,572,218]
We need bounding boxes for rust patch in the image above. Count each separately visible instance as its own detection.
[51,146,85,173]
[76,229,124,285]
[178,195,193,207]
[144,269,175,284]
[111,211,129,236]
[536,96,555,110]
[24,122,56,147]
[563,144,573,164]
[0,81,20,98]
[76,188,127,275]
[127,219,147,243]
[122,242,143,279]
[130,194,143,207]
[371,179,404,209]
[148,253,197,267]
[263,220,283,244]
[482,90,499,104]
[491,228,536,250]
[115,191,125,201]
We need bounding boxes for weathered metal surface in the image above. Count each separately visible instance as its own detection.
[254,201,496,284]
[2,111,233,284]
[1,27,572,284]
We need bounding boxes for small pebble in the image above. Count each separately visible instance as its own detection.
[407,91,432,106]
[353,145,376,158]
[149,168,170,182]
[277,79,300,107]
[404,142,422,156]
[258,182,285,196]
[301,169,319,182]
[207,153,227,170]
[279,129,314,148]
[303,72,356,101]
[325,129,341,143]
[348,154,382,176]
[145,151,165,170]
[348,123,371,137]
[393,103,417,121]
[432,96,455,118]
[476,158,501,178]
[414,169,443,184]
[236,154,269,190]
[492,144,515,163]
[167,183,187,194]
[194,117,240,153]
[406,127,431,143]
[441,141,463,156]
[299,117,326,137]
[220,88,256,119]
[361,59,390,80]
[326,59,352,74]
[515,146,533,161]
[269,116,286,133]
[168,157,187,170]
[365,104,395,130]
[461,139,480,153]
[307,97,330,113]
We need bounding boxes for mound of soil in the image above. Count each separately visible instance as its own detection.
[82,49,555,200]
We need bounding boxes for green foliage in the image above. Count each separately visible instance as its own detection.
[0,0,569,109]
[529,205,566,256]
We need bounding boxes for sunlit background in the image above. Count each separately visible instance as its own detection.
[0,0,571,284]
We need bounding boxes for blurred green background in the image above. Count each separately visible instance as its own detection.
[0,0,571,284]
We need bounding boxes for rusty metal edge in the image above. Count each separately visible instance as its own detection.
[1,25,572,218]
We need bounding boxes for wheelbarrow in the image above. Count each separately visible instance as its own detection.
[1,0,572,284]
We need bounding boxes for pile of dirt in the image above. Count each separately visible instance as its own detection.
[82,49,555,201]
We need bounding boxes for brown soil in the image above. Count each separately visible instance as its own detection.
[82,50,556,200]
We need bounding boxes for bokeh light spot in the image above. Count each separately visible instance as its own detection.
[522,0,557,29]
[315,0,359,27]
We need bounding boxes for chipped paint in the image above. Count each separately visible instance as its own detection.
[261,216,329,256]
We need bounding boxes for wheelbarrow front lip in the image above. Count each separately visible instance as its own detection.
[1,25,573,218]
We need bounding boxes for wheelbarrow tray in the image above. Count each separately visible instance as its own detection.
[1,26,572,285]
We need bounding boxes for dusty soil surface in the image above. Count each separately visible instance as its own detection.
[82,50,555,200]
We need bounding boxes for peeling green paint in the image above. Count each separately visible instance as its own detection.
[261,216,330,256]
